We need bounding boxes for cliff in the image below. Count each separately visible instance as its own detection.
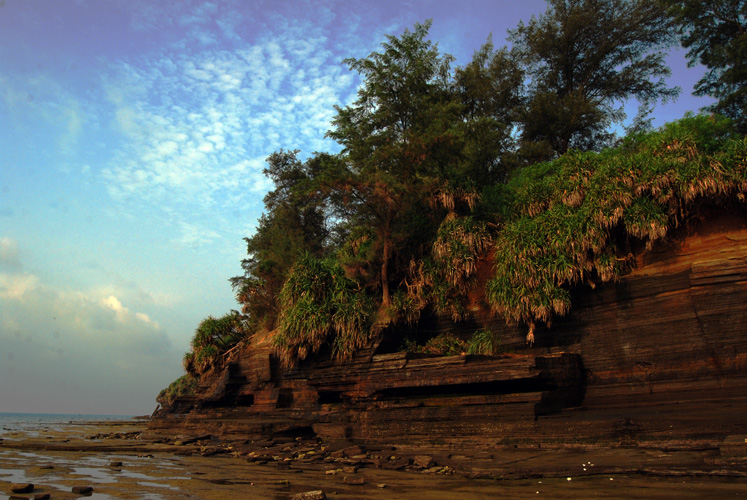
[150,210,747,470]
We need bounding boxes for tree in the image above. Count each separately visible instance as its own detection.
[665,0,747,131]
[325,20,461,306]
[230,150,330,330]
[453,38,525,184]
[510,0,679,158]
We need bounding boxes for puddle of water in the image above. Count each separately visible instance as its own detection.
[0,467,29,483]
[115,470,157,480]
[137,480,179,489]
[71,466,118,483]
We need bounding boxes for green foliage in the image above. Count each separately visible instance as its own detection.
[466,329,505,356]
[223,17,747,371]
[665,0,747,131]
[487,114,747,333]
[402,333,468,356]
[454,38,524,183]
[273,253,375,366]
[324,20,463,306]
[157,374,197,407]
[399,214,492,323]
[184,312,247,376]
[230,150,331,331]
[510,0,678,158]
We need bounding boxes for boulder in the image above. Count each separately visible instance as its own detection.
[10,484,34,493]
[72,485,94,494]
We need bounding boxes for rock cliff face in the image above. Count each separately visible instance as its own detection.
[150,211,747,454]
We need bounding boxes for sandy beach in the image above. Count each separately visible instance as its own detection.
[2,420,747,499]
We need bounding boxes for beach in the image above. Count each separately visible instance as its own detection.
[1,416,747,499]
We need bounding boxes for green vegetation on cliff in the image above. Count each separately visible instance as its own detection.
[487,114,746,342]
[159,1,747,400]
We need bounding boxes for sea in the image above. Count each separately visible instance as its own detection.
[0,413,135,437]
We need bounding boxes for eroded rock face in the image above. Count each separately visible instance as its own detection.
[150,212,747,453]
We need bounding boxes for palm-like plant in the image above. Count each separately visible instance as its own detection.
[487,114,747,342]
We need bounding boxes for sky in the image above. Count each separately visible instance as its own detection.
[0,0,715,415]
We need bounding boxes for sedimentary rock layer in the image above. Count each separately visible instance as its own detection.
[151,211,747,455]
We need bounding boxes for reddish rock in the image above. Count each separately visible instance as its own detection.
[292,491,326,500]
[148,212,747,468]
[10,484,34,493]
[343,475,366,485]
[414,455,434,468]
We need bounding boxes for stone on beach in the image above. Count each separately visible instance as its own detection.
[414,455,434,468]
[34,494,51,500]
[10,483,34,493]
[292,491,326,500]
[343,475,366,485]
[72,485,94,494]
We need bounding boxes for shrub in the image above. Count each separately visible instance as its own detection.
[156,374,197,407]
[487,114,747,340]
[184,311,248,375]
[466,328,504,356]
[273,253,375,366]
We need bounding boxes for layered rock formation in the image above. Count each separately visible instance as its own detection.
[151,211,747,458]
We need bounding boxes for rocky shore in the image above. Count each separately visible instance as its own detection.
[2,420,747,499]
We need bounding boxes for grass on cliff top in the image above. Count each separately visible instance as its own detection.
[486,114,747,338]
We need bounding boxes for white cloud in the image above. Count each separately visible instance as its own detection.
[0,236,21,269]
[99,10,359,251]
[0,272,39,300]
[0,269,177,413]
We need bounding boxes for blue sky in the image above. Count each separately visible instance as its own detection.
[0,0,713,415]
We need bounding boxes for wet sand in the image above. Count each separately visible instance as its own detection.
[2,421,747,499]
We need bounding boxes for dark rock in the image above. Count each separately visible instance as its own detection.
[9,496,30,500]
[414,455,434,468]
[72,485,94,494]
[343,476,365,485]
[109,461,123,467]
[147,213,747,475]
[381,457,411,470]
[10,484,34,493]
[34,494,51,500]
[342,445,366,457]
[292,491,326,500]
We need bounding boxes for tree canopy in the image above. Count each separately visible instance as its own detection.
[161,4,747,389]
[324,20,462,307]
[510,0,679,158]
[665,0,747,131]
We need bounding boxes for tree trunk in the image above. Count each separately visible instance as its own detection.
[381,218,392,307]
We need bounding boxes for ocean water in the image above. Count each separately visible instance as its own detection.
[0,413,135,436]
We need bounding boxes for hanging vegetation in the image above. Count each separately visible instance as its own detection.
[273,253,376,366]
[487,114,747,342]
